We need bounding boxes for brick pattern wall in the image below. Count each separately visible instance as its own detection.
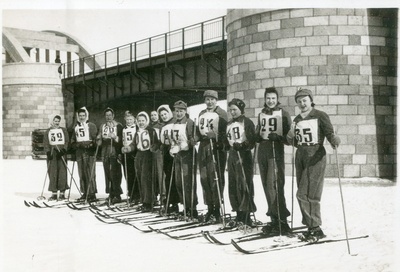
[226,8,397,178]
[3,84,66,159]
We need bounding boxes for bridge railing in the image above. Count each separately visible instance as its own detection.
[63,16,226,78]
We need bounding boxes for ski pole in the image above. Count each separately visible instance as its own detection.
[215,132,227,218]
[159,148,165,215]
[334,144,352,255]
[67,160,75,201]
[164,157,175,216]
[290,122,296,229]
[38,148,53,200]
[123,153,129,204]
[210,139,225,227]
[236,150,257,233]
[271,141,282,237]
[190,118,197,220]
[109,137,113,206]
[55,145,82,196]
[85,145,99,203]
[179,155,187,221]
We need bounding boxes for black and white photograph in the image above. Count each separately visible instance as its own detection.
[1,0,398,271]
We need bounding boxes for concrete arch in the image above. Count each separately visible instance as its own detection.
[2,27,31,62]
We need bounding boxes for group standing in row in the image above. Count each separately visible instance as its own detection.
[43,87,340,240]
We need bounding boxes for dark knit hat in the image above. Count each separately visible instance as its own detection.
[228,98,246,114]
[173,100,187,109]
[203,90,218,99]
[295,88,313,102]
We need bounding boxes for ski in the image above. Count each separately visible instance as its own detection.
[231,234,369,254]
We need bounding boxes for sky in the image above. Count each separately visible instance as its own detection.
[2,0,399,55]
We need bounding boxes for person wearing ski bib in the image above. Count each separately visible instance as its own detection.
[226,99,257,226]
[124,112,159,212]
[121,111,140,204]
[197,90,228,222]
[256,88,292,234]
[170,100,198,218]
[149,110,165,206]
[287,88,341,241]
[71,107,98,202]
[43,115,70,201]
[157,104,180,214]
[97,107,123,205]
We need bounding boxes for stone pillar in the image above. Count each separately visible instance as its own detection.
[2,63,70,159]
[226,8,397,178]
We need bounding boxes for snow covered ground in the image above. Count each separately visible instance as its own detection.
[1,159,398,272]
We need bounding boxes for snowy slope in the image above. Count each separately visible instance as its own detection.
[1,159,397,272]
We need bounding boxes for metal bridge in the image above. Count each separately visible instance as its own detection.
[61,16,227,113]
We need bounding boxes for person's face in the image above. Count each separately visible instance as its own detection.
[265,92,278,109]
[78,112,86,122]
[137,116,147,128]
[160,110,169,122]
[296,96,312,113]
[105,110,114,122]
[150,111,159,122]
[53,118,61,128]
[205,97,217,110]
[229,105,241,119]
[175,108,186,120]
[125,116,135,126]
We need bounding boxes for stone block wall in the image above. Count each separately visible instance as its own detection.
[3,63,70,159]
[226,8,397,178]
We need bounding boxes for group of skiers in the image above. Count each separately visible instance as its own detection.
[43,87,340,240]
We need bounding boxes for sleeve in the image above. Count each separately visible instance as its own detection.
[186,119,196,148]
[217,108,228,143]
[62,127,69,151]
[43,129,51,152]
[89,123,98,143]
[282,109,292,145]
[319,111,335,145]
[243,118,256,150]
[255,113,262,143]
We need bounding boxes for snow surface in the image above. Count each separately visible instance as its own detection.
[1,159,398,272]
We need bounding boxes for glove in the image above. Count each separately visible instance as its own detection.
[150,144,158,152]
[46,151,53,160]
[286,129,295,144]
[232,142,242,151]
[330,135,341,149]
[214,141,224,150]
[109,132,116,139]
[117,154,123,165]
[188,139,197,148]
[268,133,281,142]
[85,142,93,149]
[206,130,216,139]
[121,146,131,154]
[56,148,66,159]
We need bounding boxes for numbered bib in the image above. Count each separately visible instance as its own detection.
[123,126,136,146]
[75,124,90,142]
[226,121,246,146]
[102,125,115,139]
[49,128,65,145]
[259,111,283,140]
[160,123,174,145]
[136,129,151,151]
[172,123,189,151]
[198,111,219,137]
[295,119,318,145]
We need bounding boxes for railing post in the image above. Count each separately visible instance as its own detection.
[149,38,152,66]
[104,51,107,79]
[134,42,137,72]
[117,47,120,73]
[165,33,168,67]
[182,28,185,59]
[93,54,96,77]
[201,22,204,59]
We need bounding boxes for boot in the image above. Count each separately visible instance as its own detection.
[204,205,214,222]
[48,193,58,201]
[58,192,66,200]
[213,205,221,222]
[262,216,279,234]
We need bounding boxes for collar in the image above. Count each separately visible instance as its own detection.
[262,104,281,115]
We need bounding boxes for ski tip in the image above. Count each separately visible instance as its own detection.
[24,200,31,207]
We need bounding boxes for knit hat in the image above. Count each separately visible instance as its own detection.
[137,111,150,127]
[173,100,187,109]
[295,88,313,102]
[203,90,218,99]
[228,98,246,114]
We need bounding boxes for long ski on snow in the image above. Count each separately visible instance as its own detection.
[231,234,369,254]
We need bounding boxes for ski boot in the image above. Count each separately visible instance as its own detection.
[58,192,66,201]
[298,226,326,242]
[48,193,58,201]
